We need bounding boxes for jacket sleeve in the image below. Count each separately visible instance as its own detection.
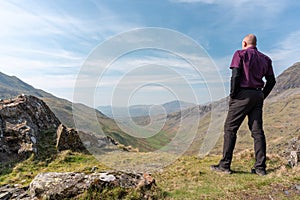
[230,67,242,98]
[262,75,276,99]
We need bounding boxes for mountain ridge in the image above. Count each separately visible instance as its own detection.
[0,71,109,130]
[98,100,196,118]
[0,72,52,99]
[270,62,300,96]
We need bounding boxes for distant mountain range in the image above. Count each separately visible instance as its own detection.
[98,101,196,118]
[0,62,299,154]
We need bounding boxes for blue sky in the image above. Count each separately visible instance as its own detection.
[0,0,299,107]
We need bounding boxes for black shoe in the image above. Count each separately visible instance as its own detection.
[210,165,232,174]
[251,168,267,176]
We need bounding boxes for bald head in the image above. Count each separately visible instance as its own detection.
[242,34,257,49]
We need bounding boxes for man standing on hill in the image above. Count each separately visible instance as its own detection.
[211,34,276,176]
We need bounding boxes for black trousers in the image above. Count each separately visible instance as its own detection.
[219,89,266,170]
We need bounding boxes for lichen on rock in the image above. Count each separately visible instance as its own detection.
[0,95,60,163]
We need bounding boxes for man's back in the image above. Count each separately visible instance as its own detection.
[230,46,274,89]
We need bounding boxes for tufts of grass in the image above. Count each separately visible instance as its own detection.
[154,152,300,200]
[77,185,167,200]
[0,150,109,186]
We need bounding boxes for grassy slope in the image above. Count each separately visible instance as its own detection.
[155,154,300,200]
[1,150,299,199]
[232,90,300,156]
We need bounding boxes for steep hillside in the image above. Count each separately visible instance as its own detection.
[0,72,116,133]
[0,72,52,99]
[270,62,300,96]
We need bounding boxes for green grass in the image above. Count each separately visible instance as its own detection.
[154,153,300,200]
[0,151,108,186]
[1,149,299,199]
[78,184,166,200]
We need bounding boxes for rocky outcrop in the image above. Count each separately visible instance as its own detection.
[56,124,87,152]
[0,184,30,200]
[55,124,125,154]
[0,172,156,200]
[0,95,60,163]
[285,136,300,167]
[30,172,156,199]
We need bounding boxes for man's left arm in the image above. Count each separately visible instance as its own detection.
[262,75,276,99]
[262,58,276,99]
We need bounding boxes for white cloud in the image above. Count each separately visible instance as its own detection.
[0,0,141,101]
[171,0,286,9]
[170,0,217,3]
[0,1,136,39]
[268,30,300,74]
[171,0,287,25]
[23,74,76,90]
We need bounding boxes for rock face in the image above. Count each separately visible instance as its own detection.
[56,124,87,152]
[0,185,30,200]
[285,136,300,167]
[0,95,60,163]
[28,172,156,199]
[0,171,156,199]
[56,124,125,154]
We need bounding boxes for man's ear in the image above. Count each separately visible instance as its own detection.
[242,41,247,48]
